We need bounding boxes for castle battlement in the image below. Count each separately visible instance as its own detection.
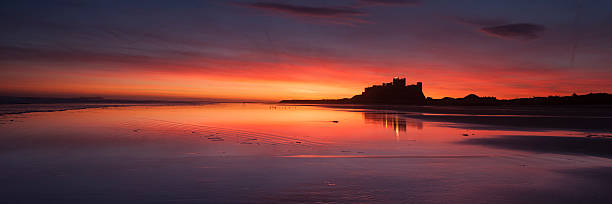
[352,78,425,104]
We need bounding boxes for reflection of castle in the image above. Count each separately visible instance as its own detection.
[363,112,423,132]
[351,78,425,104]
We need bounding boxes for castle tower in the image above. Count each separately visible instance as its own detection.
[392,77,406,87]
[416,82,422,92]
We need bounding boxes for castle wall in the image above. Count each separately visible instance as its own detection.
[351,78,425,104]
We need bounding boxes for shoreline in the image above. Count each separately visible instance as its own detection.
[0,102,214,116]
[281,103,612,133]
[3,102,612,133]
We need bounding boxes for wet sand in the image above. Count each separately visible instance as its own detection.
[1,103,611,203]
[460,135,612,158]
[301,104,612,132]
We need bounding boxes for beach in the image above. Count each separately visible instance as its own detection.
[1,103,611,203]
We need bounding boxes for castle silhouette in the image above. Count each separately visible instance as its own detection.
[280,77,612,106]
[351,77,425,104]
[280,77,425,104]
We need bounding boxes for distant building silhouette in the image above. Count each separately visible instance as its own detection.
[351,78,426,104]
[280,78,612,106]
[280,77,425,105]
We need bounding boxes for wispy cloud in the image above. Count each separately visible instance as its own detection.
[241,1,422,25]
[358,0,421,6]
[454,16,509,27]
[242,2,367,25]
[247,2,364,17]
[480,23,546,40]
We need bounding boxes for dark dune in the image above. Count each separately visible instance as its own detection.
[459,135,612,158]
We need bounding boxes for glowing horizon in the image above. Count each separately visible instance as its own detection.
[1,1,611,101]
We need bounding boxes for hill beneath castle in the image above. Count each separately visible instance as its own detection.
[280,78,612,106]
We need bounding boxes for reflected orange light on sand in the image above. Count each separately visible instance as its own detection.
[13,103,591,160]
[21,103,582,146]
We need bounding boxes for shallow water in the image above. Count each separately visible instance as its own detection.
[1,103,611,203]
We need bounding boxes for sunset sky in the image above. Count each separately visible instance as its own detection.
[1,0,611,101]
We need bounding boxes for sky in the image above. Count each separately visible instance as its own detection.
[1,0,611,101]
